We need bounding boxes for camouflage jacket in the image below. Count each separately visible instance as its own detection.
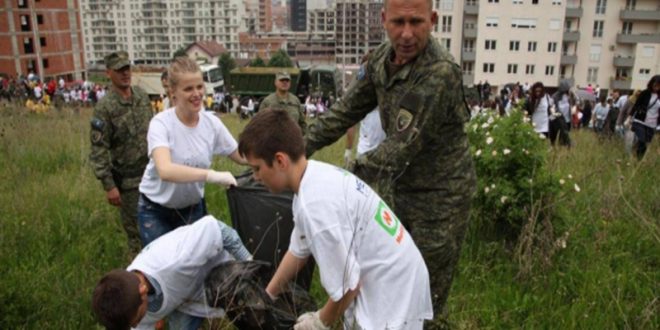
[89,86,153,191]
[305,39,476,203]
[259,92,307,134]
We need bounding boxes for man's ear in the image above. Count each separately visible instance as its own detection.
[273,152,289,170]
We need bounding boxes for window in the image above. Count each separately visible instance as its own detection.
[639,68,650,76]
[549,19,561,30]
[42,58,49,69]
[483,63,495,73]
[622,22,633,35]
[545,65,555,76]
[510,40,520,51]
[442,15,452,33]
[528,41,537,52]
[23,37,33,54]
[593,21,604,38]
[20,15,30,32]
[463,39,475,52]
[552,0,562,4]
[39,37,46,46]
[18,0,27,8]
[512,18,537,29]
[462,62,474,75]
[625,0,636,10]
[596,0,607,14]
[485,40,497,50]
[486,17,499,27]
[512,0,523,4]
[440,0,454,10]
[547,42,557,52]
[526,65,535,75]
[37,15,43,25]
[587,67,598,82]
[488,0,499,3]
[589,44,602,61]
[507,64,518,74]
[642,46,654,58]
[532,0,538,4]
[441,38,451,50]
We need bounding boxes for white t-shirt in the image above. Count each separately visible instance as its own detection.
[128,216,232,329]
[33,86,42,99]
[139,108,237,208]
[290,161,432,329]
[634,93,659,129]
[594,103,610,121]
[531,95,552,133]
[357,108,386,156]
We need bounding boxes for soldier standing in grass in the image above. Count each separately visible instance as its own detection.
[89,51,153,254]
[303,0,476,325]
[258,71,307,134]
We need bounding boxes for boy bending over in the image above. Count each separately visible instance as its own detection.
[238,109,432,329]
[91,216,251,330]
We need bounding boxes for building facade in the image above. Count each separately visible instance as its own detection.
[335,0,385,67]
[0,0,85,81]
[290,0,307,32]
[80,0,245,67]
[433,0,659,91]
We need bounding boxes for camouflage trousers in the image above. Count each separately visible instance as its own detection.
[394,190,472,325]
[118,188,142,255]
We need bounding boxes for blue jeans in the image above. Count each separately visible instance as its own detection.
[168,310,204,330]
[137,194,207,247]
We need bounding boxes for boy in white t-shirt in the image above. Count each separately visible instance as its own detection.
[91,216,251,330]
[238,109,432,330]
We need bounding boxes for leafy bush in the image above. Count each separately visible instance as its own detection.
[467,109,580,276]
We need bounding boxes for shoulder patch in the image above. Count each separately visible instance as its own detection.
[396,109,414,132]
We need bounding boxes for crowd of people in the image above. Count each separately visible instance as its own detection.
[469,76,659,159]
[0,74,110,110]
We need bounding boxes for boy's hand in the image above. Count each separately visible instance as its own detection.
[294,311,329,330]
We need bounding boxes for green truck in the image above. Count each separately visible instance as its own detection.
[228,65,342,104]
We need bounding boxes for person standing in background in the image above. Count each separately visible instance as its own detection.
[89,51,153,254]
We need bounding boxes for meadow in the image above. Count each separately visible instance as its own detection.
[0,104,657,329]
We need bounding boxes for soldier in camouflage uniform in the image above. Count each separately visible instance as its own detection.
[304,0,476,323]
[258,71,307,134]
[89,51,153,254]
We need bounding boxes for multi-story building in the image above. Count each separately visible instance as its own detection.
[258,0,272,32]
[0,0,85,81]
[291,0,307,32]
[81,0,245,67]
[445,0,659,91]
[335,0,385,66]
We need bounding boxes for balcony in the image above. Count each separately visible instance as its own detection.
[560,54,577,65]
[463,27,477,38]
[563,31,580,42]
[616,33,660,44]
[610,77,631,90]
[462,50,475,61]
[464,3,478,15]
[565,7,583,18]
[619,9,660,21]
[613,56,634,67]
[463,73,474,86]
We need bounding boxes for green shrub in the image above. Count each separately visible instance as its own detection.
[468,109,580,275]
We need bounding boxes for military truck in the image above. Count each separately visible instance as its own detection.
[228,65,341,105]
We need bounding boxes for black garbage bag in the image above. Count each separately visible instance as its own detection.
[226,172,315,290]
[205,260,317,329]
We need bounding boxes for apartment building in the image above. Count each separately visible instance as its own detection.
[81,0,245,67]
[291,0,306,32]
[443,0,659,91]
[335,0,385,67]
[0,0,85,81]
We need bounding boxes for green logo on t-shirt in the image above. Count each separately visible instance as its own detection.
[374,201,404,243]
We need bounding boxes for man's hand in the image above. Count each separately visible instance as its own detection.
[106,187,121,207]
[294,311,329,330]
[206,170,237,187]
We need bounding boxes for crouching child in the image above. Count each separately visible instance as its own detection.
[91,216,252,330]
[238,109,433,329]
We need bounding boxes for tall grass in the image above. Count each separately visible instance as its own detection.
[0,105,657,329]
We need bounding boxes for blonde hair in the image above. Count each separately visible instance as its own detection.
[167,57,201,90]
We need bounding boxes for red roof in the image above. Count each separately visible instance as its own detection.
[186,40,226,57]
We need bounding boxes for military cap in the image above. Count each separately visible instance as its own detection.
[276,71,291,81]
[104,51,131,70]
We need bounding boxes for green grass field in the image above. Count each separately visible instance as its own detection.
[0,105,657,329]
